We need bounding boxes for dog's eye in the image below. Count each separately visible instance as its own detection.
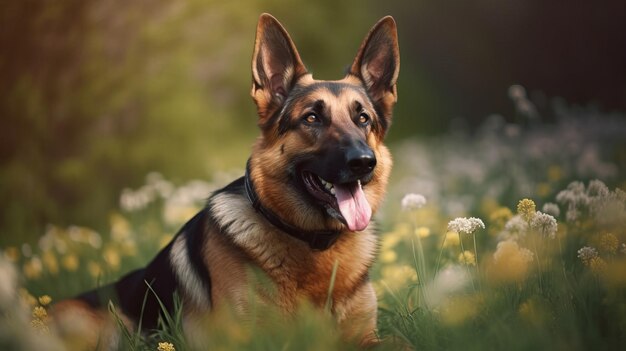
[303,113,319,124]
[358,113,370,125]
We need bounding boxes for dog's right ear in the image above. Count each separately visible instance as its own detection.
[251,14,307,122]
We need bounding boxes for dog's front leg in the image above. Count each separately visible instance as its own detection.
[334,281,379,347]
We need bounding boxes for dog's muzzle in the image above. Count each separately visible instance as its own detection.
[298,139,377,232]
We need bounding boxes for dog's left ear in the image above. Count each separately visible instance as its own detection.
[251,13,308,121]
[349,16,400,116]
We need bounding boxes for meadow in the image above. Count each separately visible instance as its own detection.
[1,95,625,350]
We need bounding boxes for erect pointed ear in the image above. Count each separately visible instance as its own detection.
[251,13,307,121]
[349,16,400,108]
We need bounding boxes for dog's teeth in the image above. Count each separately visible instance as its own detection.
[318,176,327,186]
[358,180,362,186]
[330,187,335,195]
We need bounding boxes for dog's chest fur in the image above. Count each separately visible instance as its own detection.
[206,180,377,313]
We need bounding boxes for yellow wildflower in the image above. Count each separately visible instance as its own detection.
[440,295,481,326]
[536,182,551,198]
[381,230,403,250]
[4,246,20,262]
[19,289,37,307]
[38,295,52,306]
[103,246,121,270]
[547,165,563,182]
[518,298,546,326]
[458,250,476,266]
[489,207,513,230]
[394,222,413,238]
[120,240,138,256]
[601,259,626,288]
[42,250,59,275]
[30,318,49,334]
[480,197,500,217]
[157,342,176,351]
[415,227,431,238]
[87,261,102,278]
[598,233,619,254]
[33,306,48,320]
[381,265,418,291]
[62,254,79,272]
[488,240,534,283]
[443,231,460,248]
[110,213,132,241]
[517,199,536,222]
[23,257,43,280]
[589,257,607,275]
[380,249,397,263]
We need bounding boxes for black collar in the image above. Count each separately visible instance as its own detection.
[243,160,342,251]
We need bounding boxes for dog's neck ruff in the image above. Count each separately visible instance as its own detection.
[244,161,342,251]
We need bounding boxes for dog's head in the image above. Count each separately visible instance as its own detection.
[248,14,399,233]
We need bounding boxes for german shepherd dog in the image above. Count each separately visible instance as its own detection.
[54,13,399,347]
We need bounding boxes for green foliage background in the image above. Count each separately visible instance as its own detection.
[1,0,417,240]
[1,0,624,248]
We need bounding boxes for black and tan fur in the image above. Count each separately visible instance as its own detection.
[53,13,400,347]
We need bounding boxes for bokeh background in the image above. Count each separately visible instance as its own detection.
[2,2,626,350]
[1,0,625,244]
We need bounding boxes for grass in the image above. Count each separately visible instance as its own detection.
[1,101,626,350]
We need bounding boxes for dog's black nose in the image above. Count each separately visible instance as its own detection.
[347,148,377,176]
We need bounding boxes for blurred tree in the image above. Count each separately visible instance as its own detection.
[2,0,623,243]
[0,0,377,242]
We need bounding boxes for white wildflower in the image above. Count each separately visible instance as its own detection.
[555,190,575,206]
[120,188,151,212]
[0,255,18,307]
[567,181,586,194]
[503,215,528,238]
[520,247,534,262]
[424,265,470,307]
[566,207,580,223]
[401,193,427,211]
[530,211,558,239]
[21,244,32,258]
[577,246,598,264]
[542,202,560,217]
[615,188,626,202]
[447,217,485,235]
[589,187,626,226]
[556,181,590,210]
[508,84,527,100]
[586,179,609,198]
[147,172,174,198]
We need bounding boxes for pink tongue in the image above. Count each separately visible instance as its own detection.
[334,181,372,232]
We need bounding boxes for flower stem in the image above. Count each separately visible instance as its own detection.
[434,231,447,279]
[532,235,544,294]
[459,232,476,292]
[472,233,482,292]
[557,234,571,288]
[412,217,429,305]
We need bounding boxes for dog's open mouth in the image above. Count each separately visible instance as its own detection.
[301,172,372,232]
